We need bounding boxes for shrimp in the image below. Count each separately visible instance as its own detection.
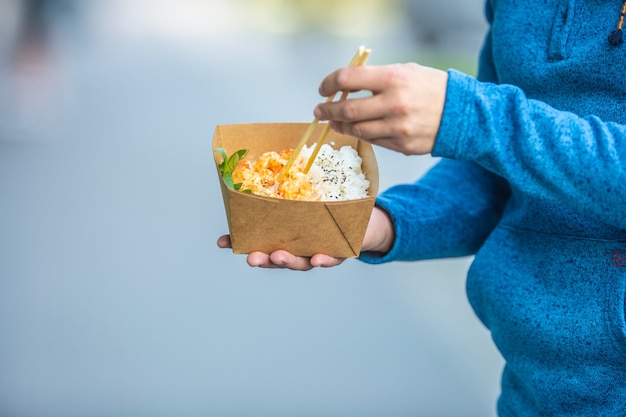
[231,148,320,201]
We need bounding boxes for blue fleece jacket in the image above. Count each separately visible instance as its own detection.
[360,1,626,415]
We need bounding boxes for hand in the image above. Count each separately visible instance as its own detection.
[216,206,394,271]
[216,235,344,270]
[314,63,448,155]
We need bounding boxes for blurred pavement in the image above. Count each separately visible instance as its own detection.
[0,1,503,416]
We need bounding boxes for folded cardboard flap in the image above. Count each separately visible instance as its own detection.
[213,123,379,258]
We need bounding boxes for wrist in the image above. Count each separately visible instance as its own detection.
[363,206,395,254]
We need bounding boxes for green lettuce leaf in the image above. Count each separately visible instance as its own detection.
[214,148,251,192]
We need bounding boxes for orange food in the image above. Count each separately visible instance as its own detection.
[231,148,320,201]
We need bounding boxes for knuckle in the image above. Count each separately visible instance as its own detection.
[389,94,413,118]
[390,98,410,117]
[341,101,359,120]
[394,120,414,140]
[384,65,407,87]
[334,67,353,87]
[384,63,420,88]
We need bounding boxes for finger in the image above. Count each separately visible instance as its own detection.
[315,93,390,123]
[247,251,315,271]
[318,65,393,98]
[217,234,232,248]
[247,251,280,268]
[337,118,400,142]
[269,251,315,271]
[309,254,346,268]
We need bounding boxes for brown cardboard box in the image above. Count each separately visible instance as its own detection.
[213,122,379,258]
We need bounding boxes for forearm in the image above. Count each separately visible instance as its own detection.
[359,158,510,264]
[434,70,626,229]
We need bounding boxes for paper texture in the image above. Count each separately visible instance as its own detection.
[213,123,379,258]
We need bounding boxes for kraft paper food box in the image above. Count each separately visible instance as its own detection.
[213,122,379,258]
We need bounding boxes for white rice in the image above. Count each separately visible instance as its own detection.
[300,142,370,201]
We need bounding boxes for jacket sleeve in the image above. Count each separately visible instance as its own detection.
[433,69,626,230]
[359,0,510,265]
[359,159,510,264]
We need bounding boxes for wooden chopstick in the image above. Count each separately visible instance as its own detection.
[303,48,371,174]
[278,45,370,180]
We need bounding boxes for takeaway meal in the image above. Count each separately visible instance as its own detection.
[229,143,370,201]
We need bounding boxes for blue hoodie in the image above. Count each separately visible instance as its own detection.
[360,1,626,415]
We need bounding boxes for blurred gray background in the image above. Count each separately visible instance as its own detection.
[0,1,503,416]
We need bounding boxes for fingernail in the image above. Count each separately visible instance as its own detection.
[314,106,322,119]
